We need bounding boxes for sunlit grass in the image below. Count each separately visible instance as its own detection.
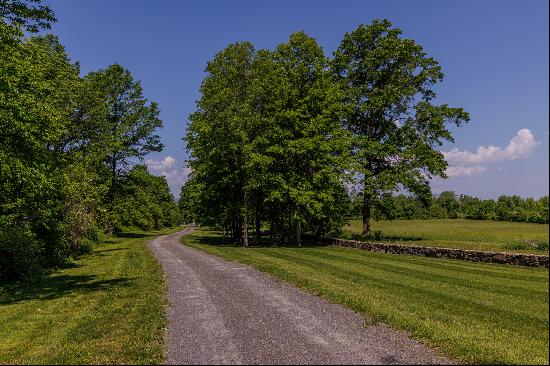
[184,229,549,365]
[0,226,181,364]
[344,219,549,254]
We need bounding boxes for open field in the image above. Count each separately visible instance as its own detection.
[184,229,549,365]
[0,227,181,364]
[344,219,549,254]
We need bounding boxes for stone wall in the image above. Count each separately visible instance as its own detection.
[308,236,549,268]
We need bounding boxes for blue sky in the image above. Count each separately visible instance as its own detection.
[45,0,549,198]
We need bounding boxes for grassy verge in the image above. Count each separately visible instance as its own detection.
[0,226,182,364]
[344,219,549,254]
[184,229,549,365]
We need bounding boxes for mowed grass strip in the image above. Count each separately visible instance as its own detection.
[345,219,549,254]
[184,229,549,365]
[0,227,180,365]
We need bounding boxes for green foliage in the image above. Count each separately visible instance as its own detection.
[185,33,351,244]
[178,179,200,224]
[186,41,257,239]
[84,64,163,198]
[112,165,181,231]
[332,19,469,233]
[1,12,173,281]
[0,24,82,270]
[0,221,42,282]
[349,191,549,224]
[0,0,55,32]
[185,20,474,240]
[58,164,104,256]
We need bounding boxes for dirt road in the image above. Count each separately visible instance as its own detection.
[149,228,452,365]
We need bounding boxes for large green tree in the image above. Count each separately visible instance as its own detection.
[0,25,94,277]
[259,32,350,244]
[84,64,164,200]
[187,42,257,245]
[332,19,469,233]
[186,33,351,245]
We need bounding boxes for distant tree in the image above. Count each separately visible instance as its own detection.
[113,165,179,231]
[178,178,200,225]
[0,0,55,32]
[332,20,469,233]
[84,65,163,200]
[437,191,459,218]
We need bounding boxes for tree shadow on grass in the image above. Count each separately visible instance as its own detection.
[0,274,133,306]
[91,247,128,257]
[340,232,423,242]
[114,232,156,239]
[192,228,331,248]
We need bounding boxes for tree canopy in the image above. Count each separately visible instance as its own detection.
[0,0,55,32]
[185,32,352,245]
[183,20,471,242]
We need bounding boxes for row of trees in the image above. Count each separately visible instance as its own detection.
[182,20,469,246]
[0,1,180,281]
[350,192,549,224]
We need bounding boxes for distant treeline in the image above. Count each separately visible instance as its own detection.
[349,192,549,224]
[0,3,179,282]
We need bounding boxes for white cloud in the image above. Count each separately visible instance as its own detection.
[145,156,176,171]
[442,129,539,178]
[145,156,191,197]
[445,165,487,178]
[443,129,539,165]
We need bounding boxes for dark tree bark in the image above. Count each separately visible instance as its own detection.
[255,214,261,244]
[362,187,372,234]
[242,192,249,247]
[296,220,302,247]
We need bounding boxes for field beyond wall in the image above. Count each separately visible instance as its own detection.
[344,219,549,254]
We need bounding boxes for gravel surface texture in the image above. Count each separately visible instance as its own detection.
[149,228,455,365]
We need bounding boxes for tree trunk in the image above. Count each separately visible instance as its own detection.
[296,221,302,247]
[362,187,372,234]
[232,219,238,243]
[242,192,249,247]
[255,215,261,244]
[270,219,275,246]
[109,155,117,201]
[111,157,116,188]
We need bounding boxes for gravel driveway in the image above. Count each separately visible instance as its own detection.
[149,228,454,365]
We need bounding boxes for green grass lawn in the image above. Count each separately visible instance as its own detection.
[0,227,181,365]
[344,219,549,254]
[184,229,549,365]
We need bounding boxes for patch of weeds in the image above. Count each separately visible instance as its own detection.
[350,230,422,243]
[505,240,548,252]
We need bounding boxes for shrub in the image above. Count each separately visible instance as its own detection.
[0,223,43,282]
